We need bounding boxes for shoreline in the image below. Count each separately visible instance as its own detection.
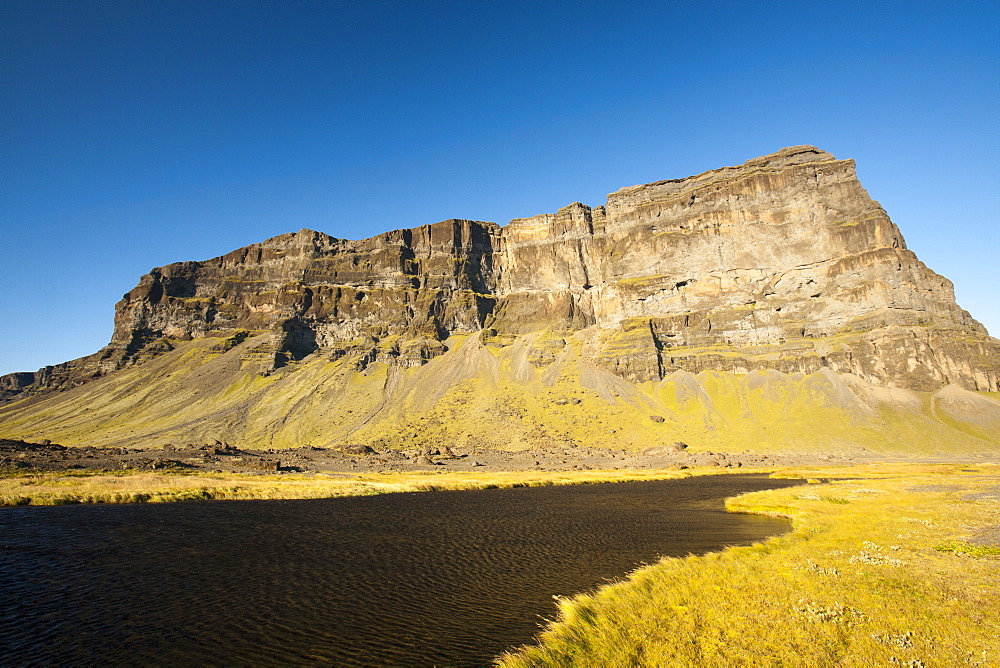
[0,464,781,507]
[3,458,997,508]
[500,463,1000,665]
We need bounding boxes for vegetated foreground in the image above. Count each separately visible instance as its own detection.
[500,464,1000,666]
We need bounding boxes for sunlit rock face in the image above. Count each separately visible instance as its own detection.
[490,146,996,390]
[4,146,998,403]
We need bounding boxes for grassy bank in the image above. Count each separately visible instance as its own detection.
[0,467,746,506]
[500,464,1000,666]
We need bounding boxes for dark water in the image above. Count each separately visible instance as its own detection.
[0,475,799,666]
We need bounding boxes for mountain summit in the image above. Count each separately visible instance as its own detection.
[3,147,998,454]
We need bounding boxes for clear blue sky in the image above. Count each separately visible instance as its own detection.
[2,0,998,375]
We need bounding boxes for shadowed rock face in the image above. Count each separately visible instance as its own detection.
[4,146,998,405]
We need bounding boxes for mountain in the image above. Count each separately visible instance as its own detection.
[2,146,998,455]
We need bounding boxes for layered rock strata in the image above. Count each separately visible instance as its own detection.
[4,146,998,405]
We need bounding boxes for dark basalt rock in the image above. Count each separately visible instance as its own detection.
[0,438,67,452]
[338,444,376,456]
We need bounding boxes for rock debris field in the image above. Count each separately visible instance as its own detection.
[0,438,852,476]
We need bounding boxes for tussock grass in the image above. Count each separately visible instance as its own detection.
[934,541,1000,557]
[0,467,745,506]
[0,470,381,505]
[500,464,1000,666]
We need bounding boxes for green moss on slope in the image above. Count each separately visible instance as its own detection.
[1,332,997,455]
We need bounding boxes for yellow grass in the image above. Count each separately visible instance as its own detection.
[0,467,742,506]
[500,464,1000,666]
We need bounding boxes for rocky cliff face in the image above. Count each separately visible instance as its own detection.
[4,146,998,407]
[491,147,997,391]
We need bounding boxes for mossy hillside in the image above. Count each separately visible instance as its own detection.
[645,368,999,456]
[649,369,886,453]
[501,465,1000,666]
[1,332,997,454]
[0,337,260,447]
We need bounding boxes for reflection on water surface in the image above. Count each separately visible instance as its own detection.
[0,474,799,665]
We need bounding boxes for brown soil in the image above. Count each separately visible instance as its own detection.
[1,438,861,476]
